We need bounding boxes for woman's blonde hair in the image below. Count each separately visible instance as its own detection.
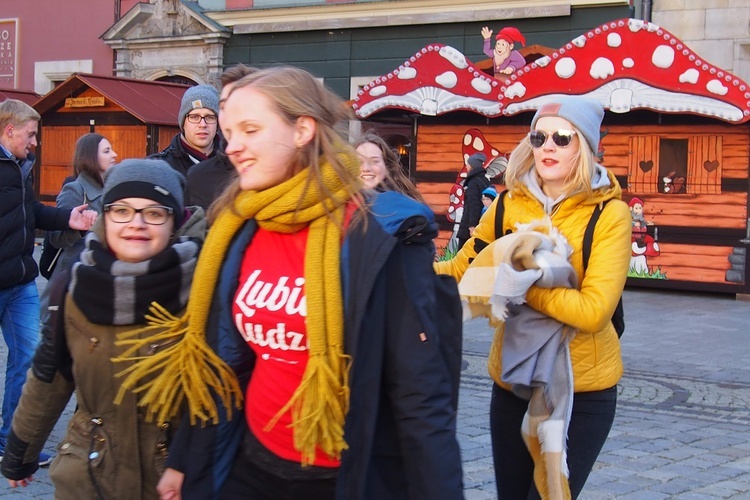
[351,130,424,202]
[208,66,363,223]
[504,124,596,198]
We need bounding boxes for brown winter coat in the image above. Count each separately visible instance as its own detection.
[11,299,179,500]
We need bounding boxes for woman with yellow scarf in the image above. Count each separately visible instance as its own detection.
[118,66,464,500]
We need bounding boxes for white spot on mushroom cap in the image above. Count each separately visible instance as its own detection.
[398,67,417,80]
[472,137,485,151]
[472,78,492,94]
[652,46,675,69]
[609,88,634,113]
[504,82,526,98]
[424,99,441,116]
[556,57,576,79]
[439,46,468,70]
[436,71,458,89]
[536,56,551,67]
[707,79,728,96]
[608,33,622,48]
[628,19,644,32]
[590,57,615,79]
[369,85,387,97]
[679,68,699,84]
[623,58,634,68]
[572,35,586,48]
[463,135,472,146]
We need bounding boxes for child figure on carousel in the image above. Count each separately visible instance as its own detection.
[481,26,527,78]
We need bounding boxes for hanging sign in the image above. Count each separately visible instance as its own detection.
[0,19,18,87]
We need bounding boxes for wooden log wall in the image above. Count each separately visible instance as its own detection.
[417,122,750,273]
[39,125,88,204]
[645,243,733,283]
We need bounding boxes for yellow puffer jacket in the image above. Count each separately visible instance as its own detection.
[436,170,631,392]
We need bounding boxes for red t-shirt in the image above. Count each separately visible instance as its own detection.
[233,226,340,467]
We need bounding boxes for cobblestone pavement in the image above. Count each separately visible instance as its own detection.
[459,288,750,499]
[1,277,750,498]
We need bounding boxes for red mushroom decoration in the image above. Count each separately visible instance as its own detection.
[446,129,508,223]
[353,44,504,119]
[500,18,750,123]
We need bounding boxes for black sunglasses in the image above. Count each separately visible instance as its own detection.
[528,129,577,148]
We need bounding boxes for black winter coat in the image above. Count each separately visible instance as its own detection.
[149,133,219,178]
[457,167,490,241]
[166,191,464,500]
[186,152,236,210]
[0,152,71,289]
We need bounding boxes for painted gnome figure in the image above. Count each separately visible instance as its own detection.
[481,26,527,78]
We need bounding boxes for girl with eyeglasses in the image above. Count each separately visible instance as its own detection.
[1,159,206,500]
[436,96,631,499]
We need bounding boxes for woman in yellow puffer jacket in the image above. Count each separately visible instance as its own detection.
[436,96,631,499]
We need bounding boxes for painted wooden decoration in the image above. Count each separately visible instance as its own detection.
[354,18,750,294]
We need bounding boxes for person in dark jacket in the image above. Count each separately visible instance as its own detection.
[0,99,97,460]
[116,66,464,500]
[186,66,257,210]
[150,84,221,178]
[1,159,206,499]
[457,152,491,250]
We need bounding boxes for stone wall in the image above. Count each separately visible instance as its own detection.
[652,0,750,83]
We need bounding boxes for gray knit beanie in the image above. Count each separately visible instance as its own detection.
[467,152,487,172]
[530,96,604,153]
[178,84,220,130]
[102,159,186,227]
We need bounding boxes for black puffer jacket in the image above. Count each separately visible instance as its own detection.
[0,151,71,289]
[149,133,220,178]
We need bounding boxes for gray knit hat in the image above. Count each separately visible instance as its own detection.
[530,97,604,153]
[467,152,487,172]
[178,84,220,130]
[102,159,186,227]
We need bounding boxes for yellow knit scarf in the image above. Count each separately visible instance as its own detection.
[114,149,361,465]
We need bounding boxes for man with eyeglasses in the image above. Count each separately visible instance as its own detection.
[185,66,257,211]
[150,84,221,179]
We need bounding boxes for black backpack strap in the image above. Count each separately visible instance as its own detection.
[582,199,610,270]
[582,199,625,337]
[494,190,508,239]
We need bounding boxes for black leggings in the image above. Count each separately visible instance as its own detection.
[490,383,617,499]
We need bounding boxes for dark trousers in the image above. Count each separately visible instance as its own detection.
[490,383,617,500]
[220,436,336,500]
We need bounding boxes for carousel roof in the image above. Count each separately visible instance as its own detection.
[353,18,750,124]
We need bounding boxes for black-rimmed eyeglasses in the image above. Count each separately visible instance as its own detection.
[103,204,174,225]
[186,114,218,124]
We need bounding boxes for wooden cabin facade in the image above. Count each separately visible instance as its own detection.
[354,19,750,294]
[32,74,189,204]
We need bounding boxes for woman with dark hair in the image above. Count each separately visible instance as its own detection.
[46,133,118,276]
[352,129,424,202]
